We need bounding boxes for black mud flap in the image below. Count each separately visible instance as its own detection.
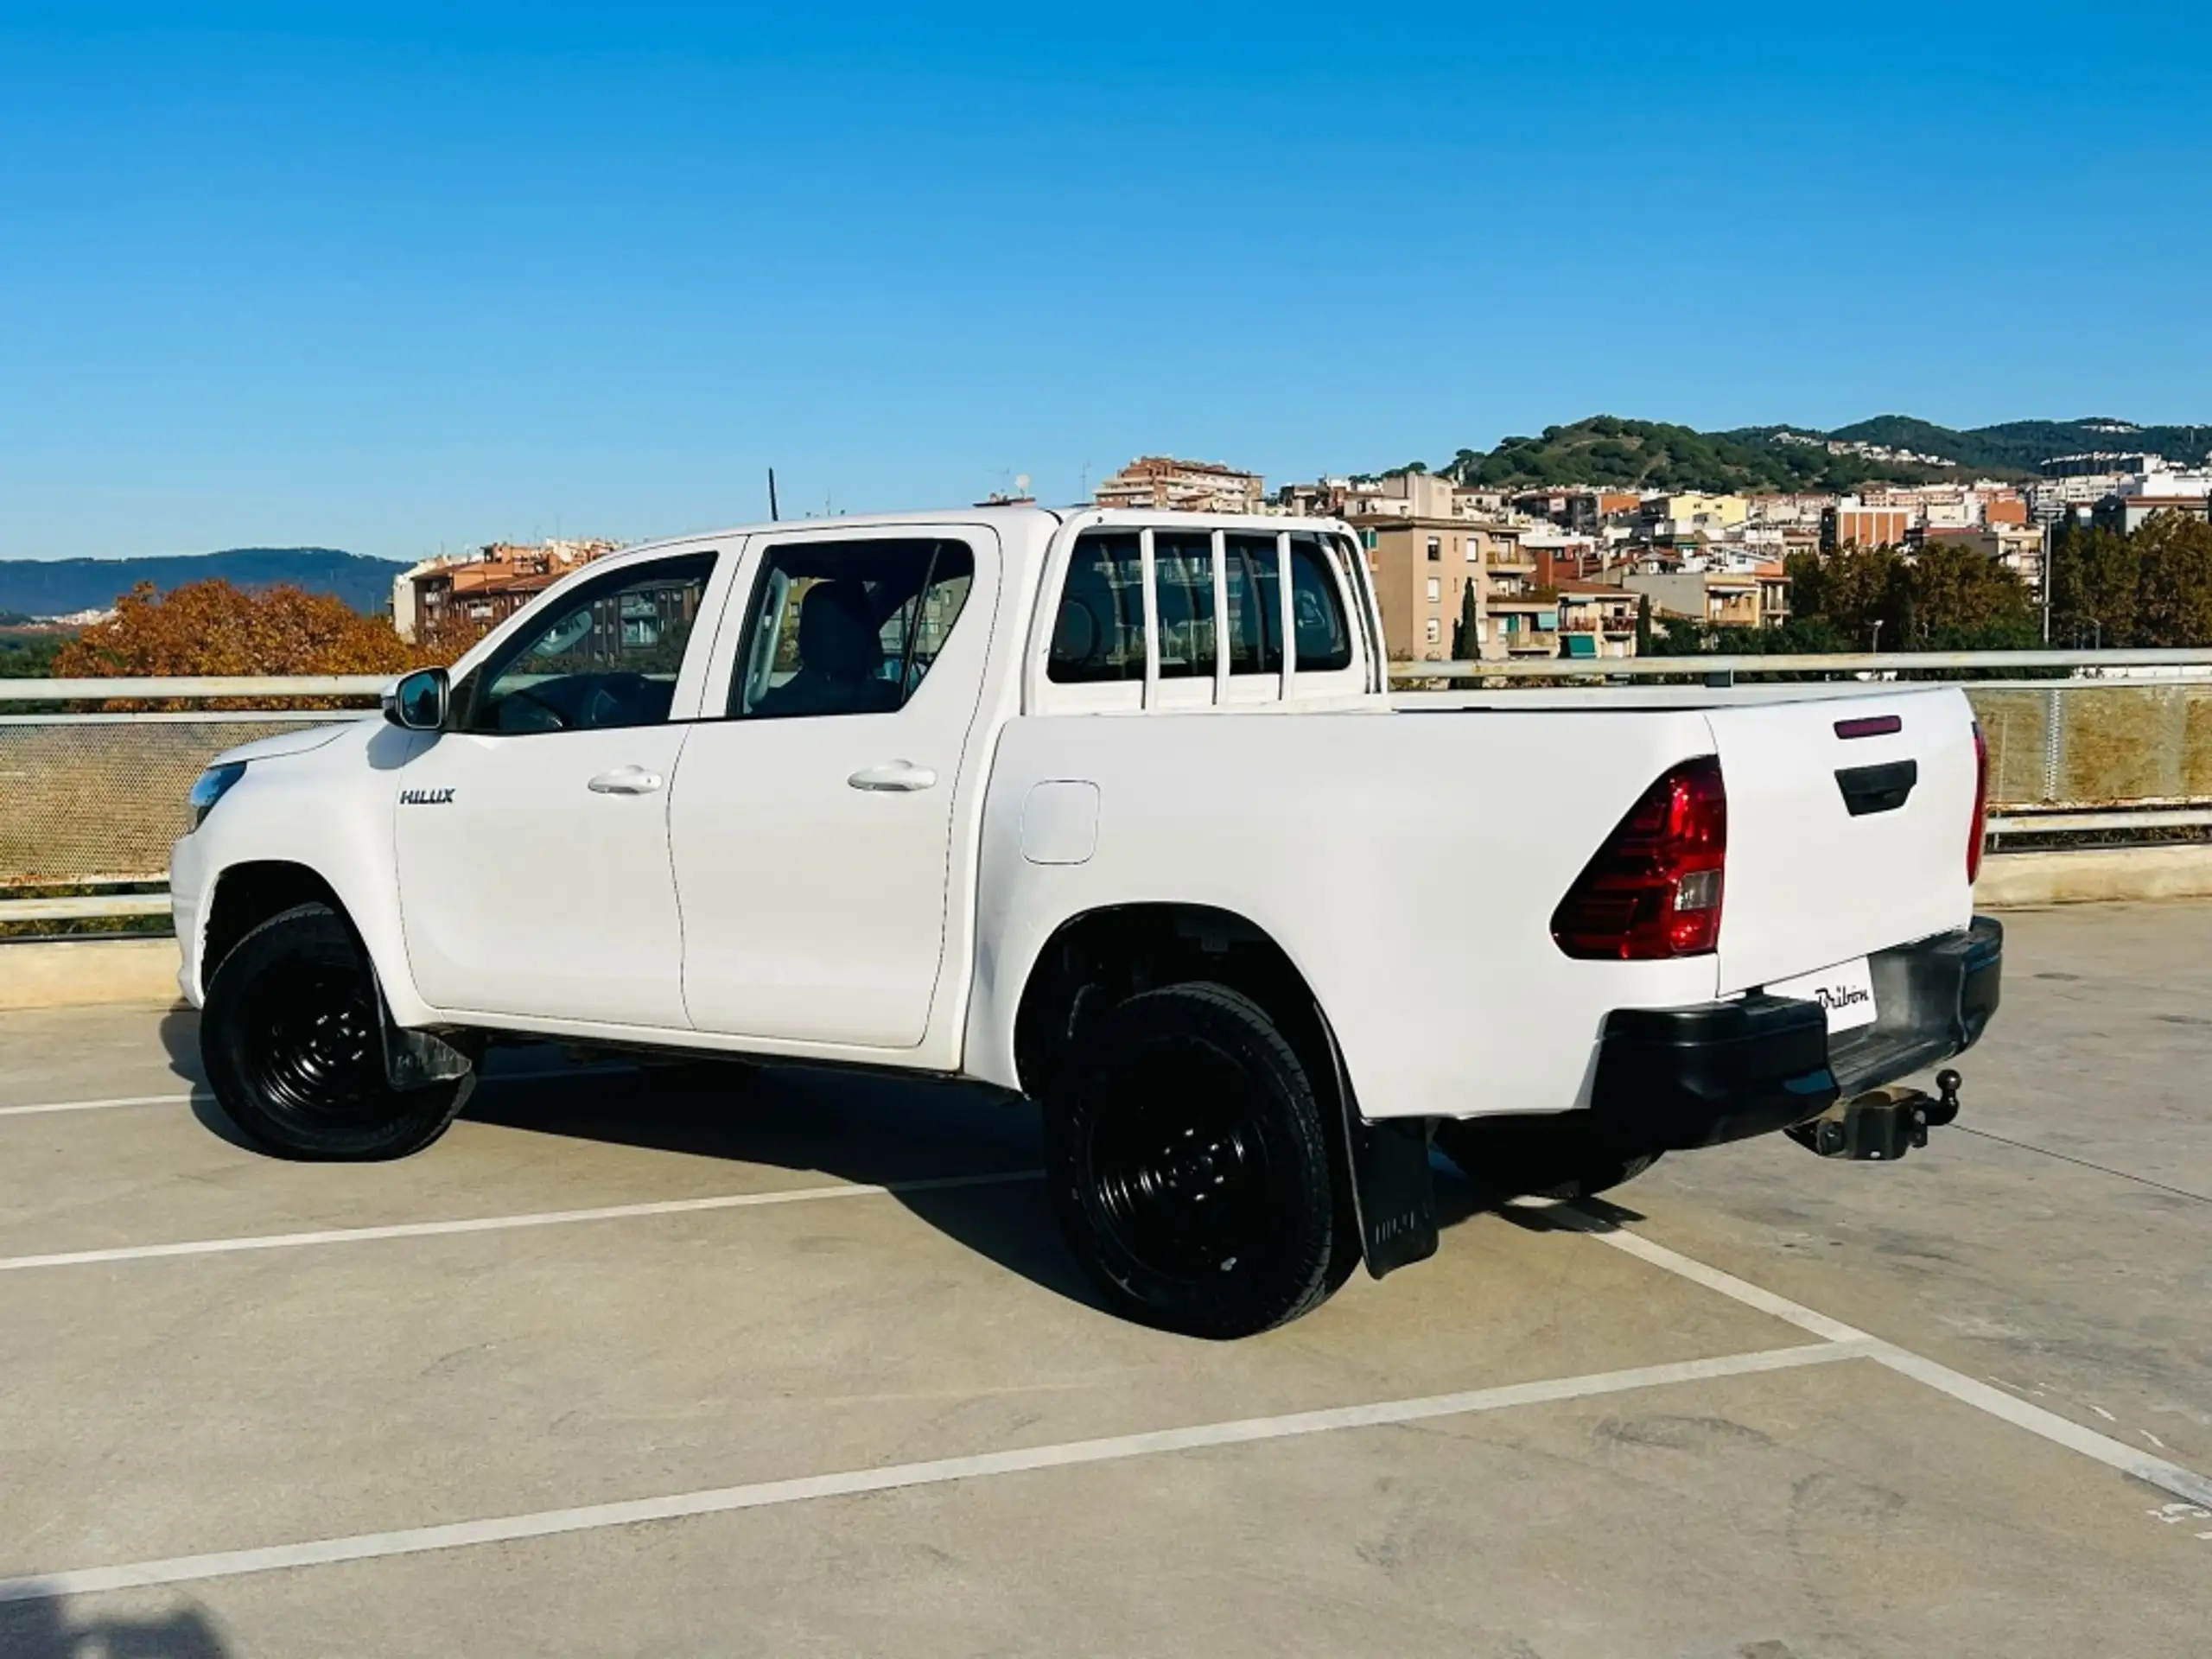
[374,976,478,1094]
[1323,1014,1438,1279]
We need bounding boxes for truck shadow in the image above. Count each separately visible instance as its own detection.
[0,1595,232,1658]
[459,1054,1110,1312]
[454,1052,1553,1319]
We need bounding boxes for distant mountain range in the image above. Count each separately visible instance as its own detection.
[1441,416,2212,495]
[0,548,407,619]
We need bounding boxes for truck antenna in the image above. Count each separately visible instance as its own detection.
[767,467,780,522]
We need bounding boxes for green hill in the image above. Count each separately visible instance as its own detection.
[1439,414,2212,494]
[1441,416,1959,493]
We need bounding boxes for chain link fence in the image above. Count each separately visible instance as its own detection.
[1967,682,2212,808]
[0,715,365,887]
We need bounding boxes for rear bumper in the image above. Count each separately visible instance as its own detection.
[1591,916,2003,1151]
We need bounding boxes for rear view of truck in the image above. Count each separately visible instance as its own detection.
[1437,682,2000,1194]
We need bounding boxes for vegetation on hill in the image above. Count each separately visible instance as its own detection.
[1438,413,2211,495]
[0,632,66,677]
[0,547,405,618]
[1440,416,1963,493]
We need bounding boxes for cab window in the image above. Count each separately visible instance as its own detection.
[730,537,974,718]
[1287,535,1353,672]
[1048,531,1145,683]
[463,554,715,734]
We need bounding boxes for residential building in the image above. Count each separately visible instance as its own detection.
[1640,493,1750,540]
[1096,455,1265,516]
[1351,511,1524,661]
[1822,500,1916,550]
[1514,488,1641,534]
[2091,494,2212,536]
[399,539,619,650]
[1486,596,1560,658]
[1554,584,1640,659]
[1519,526,1605,588]
[1618,569,1768,630]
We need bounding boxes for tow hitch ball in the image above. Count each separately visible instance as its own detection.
[1788,1070,1962,1161]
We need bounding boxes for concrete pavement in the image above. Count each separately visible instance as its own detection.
[1,901,2207,1656]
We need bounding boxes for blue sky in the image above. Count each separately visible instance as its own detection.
[3,2,2209,563]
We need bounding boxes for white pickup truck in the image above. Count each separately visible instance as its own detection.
[171,506,2004,1338]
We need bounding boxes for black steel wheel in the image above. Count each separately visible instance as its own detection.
[201,902,474,1160]
[1045,982,1352,1339]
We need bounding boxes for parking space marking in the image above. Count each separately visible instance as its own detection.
[0,1065,635,1119]
[0,1170,1044,1274]
[0,1338,1867,1604]
[1567,1211,2212,1510]
[0,1093,201,1118]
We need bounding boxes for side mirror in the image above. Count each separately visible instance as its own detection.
[385,667,450,732]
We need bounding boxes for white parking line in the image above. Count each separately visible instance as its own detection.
[0,1339,1866,1604]
[1568,1212,2212,1510]
[0,1065,635,1119]
[0,1171,1045,1274]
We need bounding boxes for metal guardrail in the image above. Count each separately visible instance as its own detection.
[1384,647,2212,682]
[0,654,2208,924]
[0,675,391,702]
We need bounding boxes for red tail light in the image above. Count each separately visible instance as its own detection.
[1552,756,1728,960]
[1967,721,1990,884]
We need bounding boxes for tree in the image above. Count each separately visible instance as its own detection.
[2047,523,2139,646]
[1634,593,1653,655]
[2129,512,2212,647]
[1787,543,2034,651]
[1451,581,1480,660]
[54,582,438,705]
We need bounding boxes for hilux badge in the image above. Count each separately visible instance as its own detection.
[398,787,456,806]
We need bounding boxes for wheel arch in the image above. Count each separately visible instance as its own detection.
[1011,902,1338,1109]
[199,861,349,994]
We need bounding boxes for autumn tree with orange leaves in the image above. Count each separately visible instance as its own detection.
[54,581,443,680]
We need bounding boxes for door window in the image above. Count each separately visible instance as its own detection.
[463,554,715,734]
[730,537,975,718]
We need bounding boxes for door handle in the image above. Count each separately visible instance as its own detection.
[848,760,938,793]
[588,766,664,796]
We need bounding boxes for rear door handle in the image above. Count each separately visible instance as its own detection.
[588,766,664,796]
[848,760,938,793]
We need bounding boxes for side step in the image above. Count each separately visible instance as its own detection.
[1787,1070,1961,1161]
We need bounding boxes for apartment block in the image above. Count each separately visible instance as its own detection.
[1096,455,1266,515]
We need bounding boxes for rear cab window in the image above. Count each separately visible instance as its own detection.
[1037,518,1368,712]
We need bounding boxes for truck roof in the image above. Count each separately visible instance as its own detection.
[613,505,1353,565]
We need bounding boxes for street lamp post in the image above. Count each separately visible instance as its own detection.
[1869,619,1885,653]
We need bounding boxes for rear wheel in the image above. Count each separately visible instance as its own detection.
[1044,982,1354,1339]
[201,902,474,1160]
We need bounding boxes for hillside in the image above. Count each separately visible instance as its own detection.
[0,548,406,617]
[1441,417,1961,493]
[1441,414,2212,493]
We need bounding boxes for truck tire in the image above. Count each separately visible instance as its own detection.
[1044,982,1353,1339]
[1432,1117,1661,1203]
[200,902,474,1161]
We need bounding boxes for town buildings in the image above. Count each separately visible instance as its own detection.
[393,539,620,651]
[1096,456,1266,516]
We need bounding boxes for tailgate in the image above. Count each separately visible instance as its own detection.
[1706,688,1979,994]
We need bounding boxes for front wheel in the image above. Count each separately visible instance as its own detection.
[201,902,474,1160]
[1044,982,1354,1340]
